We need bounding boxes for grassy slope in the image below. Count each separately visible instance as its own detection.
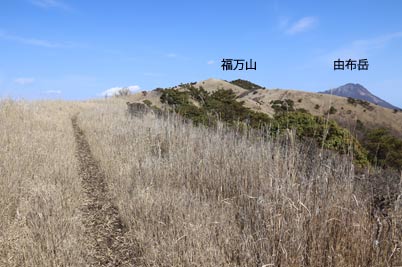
[127,78,402,137]
[239,87,402,137]
[127,79,402,170]
[1,98,402,266]
[79,99,402,266]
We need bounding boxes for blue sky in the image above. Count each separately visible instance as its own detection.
[0,0,401,107]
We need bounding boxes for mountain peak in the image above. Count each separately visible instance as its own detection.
[321,83,399,110]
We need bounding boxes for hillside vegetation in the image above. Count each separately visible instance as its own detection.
[2,97,402,266]
[363,128,402,171]
[80,100,402,266]
[128,78,402,171]
[230,79,265,90]
[159,85,369,166]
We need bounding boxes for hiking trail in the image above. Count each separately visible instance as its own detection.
[72,115,142,267]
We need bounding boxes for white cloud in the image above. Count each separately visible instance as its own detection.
[29,0,70,10]
[286,16,317,34]
[207,60,215,65]
[45,90,62,94]
[14,77,35,85]
[166,53,177,58]
[101,85,141,97]
[127,85,141,92]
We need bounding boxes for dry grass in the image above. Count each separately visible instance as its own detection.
[78,100,402,266]
[0,99,86,266]
[2,98,402,266]
[239,88,402,137]
[127,79,402,137]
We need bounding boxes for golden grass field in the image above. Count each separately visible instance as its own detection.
[0,100,86,266]
[1,98,402,266]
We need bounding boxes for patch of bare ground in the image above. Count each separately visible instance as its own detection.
[72,115,142,267]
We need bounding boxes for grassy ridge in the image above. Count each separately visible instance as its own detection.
[2,97,401,266]
[79,99,402,266]
[160,86,369,166]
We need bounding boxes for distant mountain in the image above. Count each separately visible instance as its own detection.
[321,83,400,110]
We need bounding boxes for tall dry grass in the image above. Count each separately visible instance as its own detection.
[0,100,86,266]
[78,100,402,266]
[2,98,402,266]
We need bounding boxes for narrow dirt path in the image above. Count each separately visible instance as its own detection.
[72,115,142,267]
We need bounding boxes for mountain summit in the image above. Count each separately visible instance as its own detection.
[321,83,400,110]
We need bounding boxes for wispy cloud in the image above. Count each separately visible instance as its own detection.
[166,53,177,58]
[100,85,141,97]
[29,0,70,10]
[45,89,62,94]
[286,16,317,34]
[323,31,402,61]
[277,16,290,31]
[14,77,35,85]
[0,31,81,48]
[207,60,215,65]
[164,52,191,61]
